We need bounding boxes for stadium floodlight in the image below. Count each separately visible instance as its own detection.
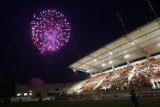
[108,60,113,64]
[86,70,90,73]
[110,51,113,55]
[102,63,106,66]
[73,69,76,72]
[131,42,135,45]
[94,58,98,62]
[123,54,130,59]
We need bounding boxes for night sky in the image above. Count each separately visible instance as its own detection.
[0,0,160,84]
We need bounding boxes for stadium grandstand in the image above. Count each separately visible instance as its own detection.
[68,18,160,96]
[12,18,160,102]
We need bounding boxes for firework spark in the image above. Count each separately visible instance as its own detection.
[31,9,70,54]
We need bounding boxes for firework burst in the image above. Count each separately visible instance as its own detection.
[31,9,70,54]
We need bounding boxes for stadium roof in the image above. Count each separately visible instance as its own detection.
[69,18,160,73]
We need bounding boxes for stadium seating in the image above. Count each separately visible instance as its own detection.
[78,56,160,93]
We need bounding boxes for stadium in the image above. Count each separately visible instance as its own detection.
[7,18,160,104]
[1,0,160,107]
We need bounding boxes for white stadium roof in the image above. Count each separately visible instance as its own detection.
[69,18,160,73]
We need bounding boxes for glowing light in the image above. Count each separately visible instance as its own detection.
[102,63,106,66]
[123,54,130,59]
[29,93,32,96]
[86,70,90,72]
[131,42,135,45]
[17,93,21,96]
[110,51,113,55]
[24,93,28,96]
[29,89,32,93]
[94,58,97,62]
[108,61,113,64]
[31,9,70,54]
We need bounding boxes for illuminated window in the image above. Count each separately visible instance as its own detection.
[17,93,21,96]
[24,93,28,96]
[29,93,32,96]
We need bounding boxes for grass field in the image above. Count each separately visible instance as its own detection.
[1,97,160,107]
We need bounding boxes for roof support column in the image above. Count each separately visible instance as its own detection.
[127,60,130,66]
[90,72,92,77]
[147,54,151,60]
[112,65,115,70]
